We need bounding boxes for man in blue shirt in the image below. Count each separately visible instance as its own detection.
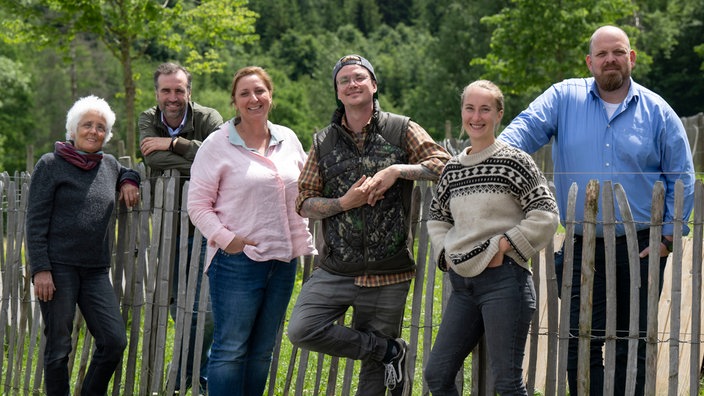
[498,25,694,395]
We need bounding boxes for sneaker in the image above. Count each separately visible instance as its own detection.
[383,338,407,390]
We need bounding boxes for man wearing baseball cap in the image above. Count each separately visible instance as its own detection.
[288,54,450,395]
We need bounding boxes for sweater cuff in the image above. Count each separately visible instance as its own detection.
[504,229,532,262]
[31,264,52,279]
[120,179,139,189]
[119,169,141,187]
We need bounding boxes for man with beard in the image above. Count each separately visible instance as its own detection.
[498,25,694,395]
[140,62,223,394]
[287,55,450,395]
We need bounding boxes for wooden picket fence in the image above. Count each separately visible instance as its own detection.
[1,163,704,395]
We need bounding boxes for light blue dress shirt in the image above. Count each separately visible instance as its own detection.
[228,120,284,153]
[161,106,189,137]
[498,77,694,237]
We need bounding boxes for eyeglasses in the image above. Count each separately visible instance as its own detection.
[336,73,370,87]
[79,122,107,134]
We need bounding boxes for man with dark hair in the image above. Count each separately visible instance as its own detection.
[139,62,223,394]
[287,55,450,395]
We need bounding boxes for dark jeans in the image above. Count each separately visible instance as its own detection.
[287,268,411,396]
[424,258,535,395]
[39,264,127,396]
[170,235,214,390]
[555,230,667,396]
[206,251,297,396]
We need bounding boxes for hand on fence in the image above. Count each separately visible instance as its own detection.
[119,183,140,208]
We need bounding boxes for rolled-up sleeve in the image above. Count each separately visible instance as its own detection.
[406,121,451,177]
[296,147,322,214]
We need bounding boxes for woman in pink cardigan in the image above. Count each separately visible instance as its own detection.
[188,66,316,396]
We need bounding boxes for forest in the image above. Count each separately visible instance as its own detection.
[0,0,702,173]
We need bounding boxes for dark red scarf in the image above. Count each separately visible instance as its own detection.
[54,141,103,170]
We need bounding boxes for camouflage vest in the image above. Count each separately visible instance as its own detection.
[314,109,415,276]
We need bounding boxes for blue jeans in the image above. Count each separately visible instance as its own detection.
[170,235,213,390]
[555,230,667,396]
[287,268,411,396]
[424,257,535,395]
[205,251,297,396]
[38,264,127,396]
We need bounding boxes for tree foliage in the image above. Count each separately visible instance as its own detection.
[472,0,638,98]
[0,0,702,175]
[402,0,508,135]
[0,54,33,173]
[0,0,258,160]
[636,0,704,116]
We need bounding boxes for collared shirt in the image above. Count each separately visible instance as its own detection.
[228,120,284,156]
[498,77,694,237]
[161,106,189,137]
[298,117,451,287]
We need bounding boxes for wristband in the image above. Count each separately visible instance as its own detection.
[169,136,178,152]
[661,236,673,253]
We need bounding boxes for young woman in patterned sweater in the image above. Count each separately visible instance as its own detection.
[424,80,559,395]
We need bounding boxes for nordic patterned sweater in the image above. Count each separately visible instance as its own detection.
[428,140,559,277]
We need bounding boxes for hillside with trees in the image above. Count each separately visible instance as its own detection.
[0,0,702,174]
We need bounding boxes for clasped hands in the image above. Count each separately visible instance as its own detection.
[340,166,399,210]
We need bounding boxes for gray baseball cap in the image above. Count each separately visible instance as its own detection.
[332,55,377,88]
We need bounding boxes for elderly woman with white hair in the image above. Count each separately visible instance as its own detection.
[26,95,140,396]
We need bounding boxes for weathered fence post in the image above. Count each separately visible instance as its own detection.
[557,183,579,396]
[613,182,643,395]
[601,181,617,395]
[690,180,703,395]
[577,180,599,395]
[668,179,685,396]
[645,182,666,395]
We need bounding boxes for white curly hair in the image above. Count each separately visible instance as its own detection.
[65,95,116,144]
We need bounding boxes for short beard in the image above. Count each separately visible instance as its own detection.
[597,71,626,92]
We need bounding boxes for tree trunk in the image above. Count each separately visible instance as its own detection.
[120,38,136,161]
